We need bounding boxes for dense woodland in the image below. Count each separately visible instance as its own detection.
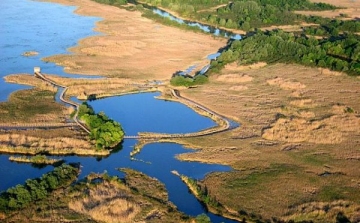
[0,164,79,211]
[78,103,124,149]
[92,0,127,6]
[141,0,336,30]
[211,30,360,75]
[90,0,360,79]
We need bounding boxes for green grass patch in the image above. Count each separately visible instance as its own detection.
[0,89,63,123]
[225,164,297,190]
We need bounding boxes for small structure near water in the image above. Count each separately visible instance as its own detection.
[34,66,41,74]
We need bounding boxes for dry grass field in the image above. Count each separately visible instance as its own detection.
[172,63,360,221]
[296,0,360,19]
[5,73,155,100]
[2,0,359,221]
[43,0,226,80]
[0,82,98,154]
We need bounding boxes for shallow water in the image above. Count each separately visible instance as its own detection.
[0,1,240,222]
[0,0,101,101]
[88,92,217,135]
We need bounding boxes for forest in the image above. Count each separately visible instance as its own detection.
[141,0,337,30]
[211,30,360,75]
[0,164,79,211]
[78,103,125,149]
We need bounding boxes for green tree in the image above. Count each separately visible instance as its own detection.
[195,213,211,223]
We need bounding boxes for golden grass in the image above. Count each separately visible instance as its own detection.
[169,63,360,221]
[41,0,226,80]
[6,73,161,100]
[69,181,140,223]
[9,155,62,164]
[121,168,168,203]
[284,200,360,223]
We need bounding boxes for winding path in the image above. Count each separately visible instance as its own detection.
[34,72,90,134]
[122,89,237,139]
[3,72,238,139]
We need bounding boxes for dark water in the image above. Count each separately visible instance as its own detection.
[0,0,101,102]
[0,0,239,222]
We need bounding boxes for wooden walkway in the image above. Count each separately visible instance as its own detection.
[2,72,238,139]
[123,89,236,139]
[0,123,77,129]
[34,72,90,134]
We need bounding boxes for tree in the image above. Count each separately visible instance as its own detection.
[195,213,211,223]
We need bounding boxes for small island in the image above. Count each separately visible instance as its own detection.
[22,51,39,57]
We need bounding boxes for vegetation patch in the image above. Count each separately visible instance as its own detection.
[140,0,337,30]
[78,102,125,149]
[9,155,63,165]
[170,74,208,87]
[0,164,79,212]
[0,89,66,124]
[211,30,360,75]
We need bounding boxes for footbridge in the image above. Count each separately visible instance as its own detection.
[34,71,90,134]
[123,89,236,139]
[2,68,237,139]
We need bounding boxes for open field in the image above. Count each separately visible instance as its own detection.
[168,63,360,221]
[42,0,226,80]
[296,0,360,19]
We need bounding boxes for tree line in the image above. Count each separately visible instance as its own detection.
[210,30,360,75]
[92,0,127,5]
[78,103,125,149]
[140,0,336,30]
[0,164,79,211]
[304,17,360,36]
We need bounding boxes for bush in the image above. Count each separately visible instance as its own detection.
[170,75,209,87]
[79,103,125,149]
[0,164,79,211]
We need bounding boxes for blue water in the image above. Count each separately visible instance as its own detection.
[0,0,240,222]
[0,0,101,102]
[88,92,217,135]
[152,8,242,40]
[151,7,241,77]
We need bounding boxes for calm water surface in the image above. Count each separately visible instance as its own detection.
[88,92,217,135]
[0,0,239,222]
[0,0,101,101]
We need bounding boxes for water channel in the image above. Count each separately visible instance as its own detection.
[0,0,240,222]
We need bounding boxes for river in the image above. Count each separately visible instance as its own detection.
[0,0,239,222]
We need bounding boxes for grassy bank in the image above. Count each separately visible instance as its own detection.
[173,63,360,222]
[9,155,63,165]
[0,88,67,124]
[1,170,195,222]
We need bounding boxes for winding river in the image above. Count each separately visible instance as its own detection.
[0,0,240,222]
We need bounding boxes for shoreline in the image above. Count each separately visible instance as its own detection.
[135,0,246,36]
[40,0,227,80]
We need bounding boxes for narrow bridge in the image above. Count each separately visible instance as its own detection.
[3,69,237,139]
[34,71,90,134]
[123,89,236,139]
[0,123,78,129]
